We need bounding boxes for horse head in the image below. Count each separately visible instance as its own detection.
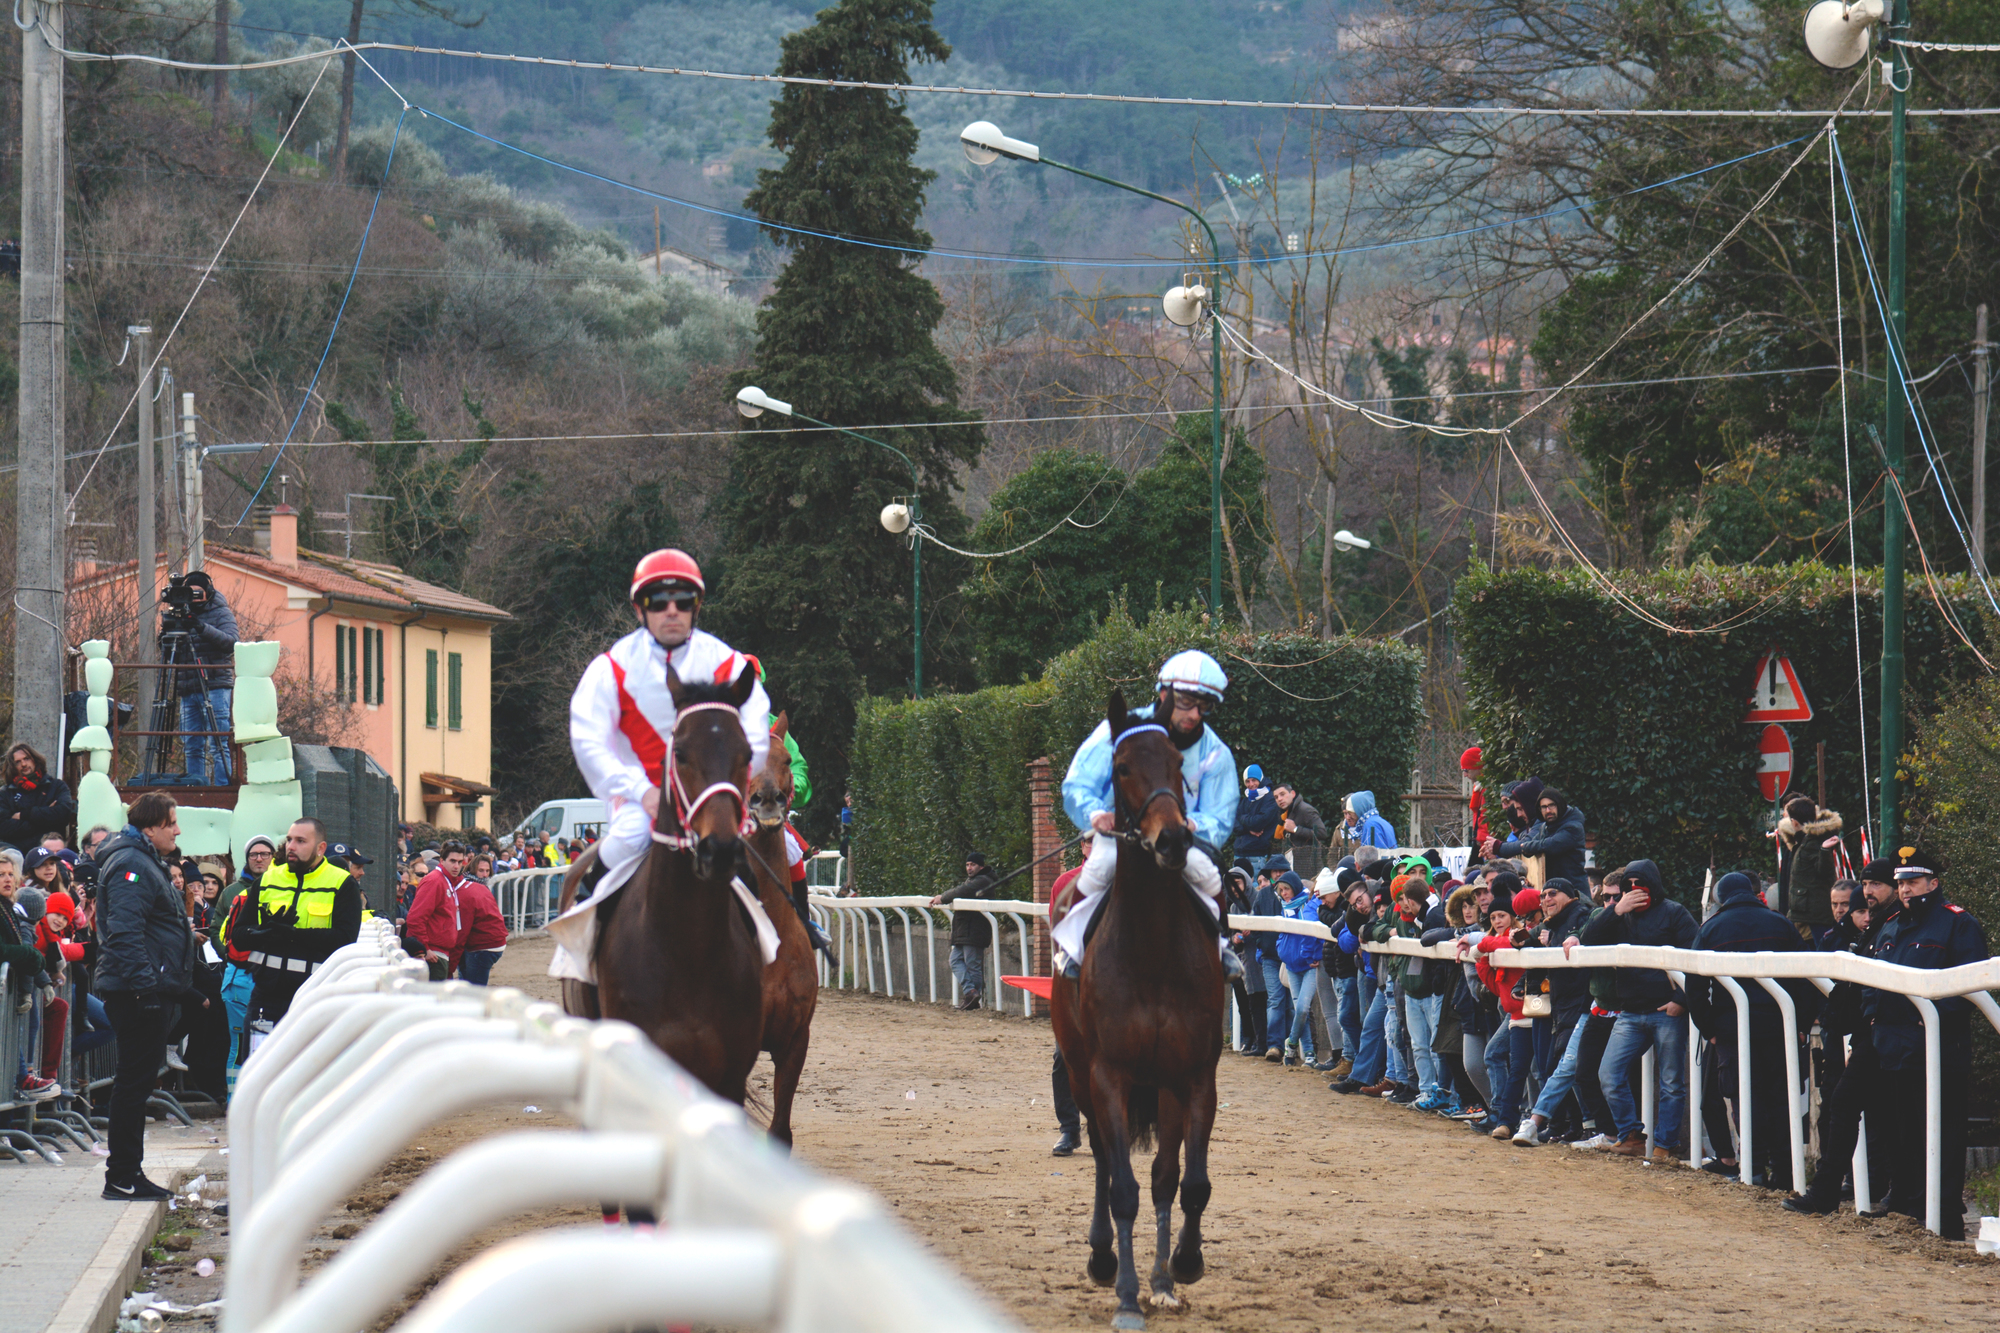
[1106,689,1193,871]
[749,710,795,830]
[664,666,757,882]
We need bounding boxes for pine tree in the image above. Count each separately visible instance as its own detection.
[708,0,982,836]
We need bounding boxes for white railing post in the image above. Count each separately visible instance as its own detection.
[1912,995,1944,1234]
[1715,976,1753,1184]
[1640,1049,1656,1158]
[926,908,938,1004]
[1754,975,1807,1193]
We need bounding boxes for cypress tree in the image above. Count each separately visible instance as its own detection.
[708,0,982,837]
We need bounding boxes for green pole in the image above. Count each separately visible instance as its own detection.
[793,410,925,699]
[1036,155,1226,616]
[1880,0,1908,858]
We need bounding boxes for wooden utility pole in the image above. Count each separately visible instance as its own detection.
[212,0,230,126]
[133,324,157,732]
[654,206,662,275]
[1974,303,1990,576]
[14,2,66,756]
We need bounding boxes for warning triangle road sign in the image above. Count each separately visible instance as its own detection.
[1744,652,1812,723]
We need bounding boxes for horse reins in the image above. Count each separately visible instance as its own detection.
[1110,722,1188,844]
[651,701,754,852]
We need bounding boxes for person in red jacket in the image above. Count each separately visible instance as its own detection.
[454,869,509,985]
[1465,887,1540,1139]
[405,841,469,979]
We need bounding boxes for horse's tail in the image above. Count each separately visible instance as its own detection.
[742,1081,772,1130]
[1128,1084,1159,1152]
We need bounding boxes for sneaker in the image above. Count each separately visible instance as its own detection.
[1432,1099,1465,1119]
[1282,1042,1301,1067]
[1782,1193,1839,1216]
[1567,1133,1611,1150]
[16,1074,60,1101]
[1490,1124,1515,1141]
[1388,1085,1419,1105]
[1468,1117,1500,1134]
[102,1175,173,1202]
[1329,1079,1365,1094]
[1700,1159,1741,1177]
[1448,1105,1488,1121]
[1604,1133,1647,1158]
[1412,1094,1447,1112]
[1511,1123,1541,1146]
[1309,1055,1340,1073]
[163,1048,189,1073]
[1329,1057,1353,1081]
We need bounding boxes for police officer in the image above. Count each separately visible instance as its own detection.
[238,817,364,1042]
[1862,861,1988,1239]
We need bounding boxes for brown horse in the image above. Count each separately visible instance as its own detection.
[1050,691,1225,1331]
[743,710,819,1148]
[557,669,766,1110]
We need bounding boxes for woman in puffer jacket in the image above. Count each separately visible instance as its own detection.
[1274,875,1325,1066]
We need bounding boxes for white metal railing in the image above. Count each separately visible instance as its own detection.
[806,895,1045,1016]
[491,866,570,935]
[224,920,1015,1333]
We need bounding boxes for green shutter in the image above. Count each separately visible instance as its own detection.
[374,629,386,705]
[447,652,463,730]
[347,627,359,701]
[335,624,346,701]
[425,649,438,728]
[360,627,372,704]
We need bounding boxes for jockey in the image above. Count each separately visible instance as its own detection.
[552,548,771,980]
[1052,649,1244,980]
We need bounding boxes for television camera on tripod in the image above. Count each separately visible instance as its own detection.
[138,571,239,786]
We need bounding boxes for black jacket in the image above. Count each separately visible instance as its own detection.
[173,587,239,694]
[1246,884,1285,961]
[1279,797,1330,848]
[1496,804,1587,883]
[937,868,996,947]
[1233,786,1280,857]
[1577,859,1698,1012]
[1530,896,1595,1008]
[1863,889,1989,1063]
[93,826,196,996]
[0,896,45,993]
[1686,872,1821,1039]
[0,772,77,853]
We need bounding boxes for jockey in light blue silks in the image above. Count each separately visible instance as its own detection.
[1053,649,1244,980]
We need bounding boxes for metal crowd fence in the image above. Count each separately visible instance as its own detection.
[806,895,1045,1016]
[491,866,570,934]
[226,920,1016,1333]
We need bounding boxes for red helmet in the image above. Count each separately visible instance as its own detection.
[630,548,705,600]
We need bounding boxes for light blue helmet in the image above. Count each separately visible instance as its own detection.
[1156,649,1229,702]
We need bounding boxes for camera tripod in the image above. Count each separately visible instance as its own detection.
[139,626,229,785]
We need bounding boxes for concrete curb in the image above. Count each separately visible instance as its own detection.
[42,1145,227,1333]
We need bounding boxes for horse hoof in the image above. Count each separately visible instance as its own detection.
[1086,1251,1118,1287]
[1111,1313,1147,1331]
[1171,1251,1205,1285]
[1146,1290,1183,1312]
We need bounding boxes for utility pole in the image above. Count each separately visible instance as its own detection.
[132,324,157,735]
[1880,0,1910,860]
[14,1,66,757]
[182,392,205,571]
[1973,303,1990,576]
[161,367,183,574]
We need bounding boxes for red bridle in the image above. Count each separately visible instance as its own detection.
[650,701,752,852]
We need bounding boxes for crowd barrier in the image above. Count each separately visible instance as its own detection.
[0,960,116,1164]
[807,895,1044,1015]
[492,865,569,934]
[226,920,1016,1333]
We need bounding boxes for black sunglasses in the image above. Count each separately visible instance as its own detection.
[636,588,700,613]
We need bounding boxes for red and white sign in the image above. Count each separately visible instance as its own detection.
[1757,724,1794,802]
[1744,652,1813,723]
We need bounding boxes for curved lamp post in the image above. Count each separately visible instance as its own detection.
[736,386,925,698]
[960,120,1226,616]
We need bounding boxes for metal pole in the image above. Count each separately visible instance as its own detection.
[14,0,67,758]
[1973,302,1989,575]
[911,495,923,699]
[184,392,205,571]
[160,367,183,574]
[1880,0,1909,859]
[133,325,157,736]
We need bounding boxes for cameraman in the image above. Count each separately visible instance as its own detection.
[167,571,239,786]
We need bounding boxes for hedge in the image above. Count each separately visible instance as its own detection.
[1453,559,1989,899]
[848,602,1425,900]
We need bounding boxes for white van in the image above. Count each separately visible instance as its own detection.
[510,798,608,849]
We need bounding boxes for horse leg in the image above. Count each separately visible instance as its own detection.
[1085,1116,1117,1287]
[1170,1071,1216,1286]
[1091,1065,1146,1331]
[765,1027,810,1151]
[1146,1090,1187,1310]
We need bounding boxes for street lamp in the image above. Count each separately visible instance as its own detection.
[1332,529,1371,552]
[736,386,926,698]
[961,120,1227,617]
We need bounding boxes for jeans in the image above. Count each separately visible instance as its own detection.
[1403,992,1445,1097]
[1600,1009,1689,1149]
[1337,973,1363,1057]
[179,687,234,785]
[949,945,986,1007]
[101,990,175,1183]
[1485,1021,1535,1128]
[1351,975,1388,1086]
[1382,977,1410,1086]
[1462,1032,1492,1104]
[458,950,503,985]
[1283,964,1318,1056]
[1261,955,1292,1050]
[1532,1011,1591,1120]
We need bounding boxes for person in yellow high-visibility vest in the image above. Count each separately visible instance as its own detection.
[236,817,362,1040]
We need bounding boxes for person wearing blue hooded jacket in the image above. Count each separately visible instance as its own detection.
[1056,649,1243,979]
[1275,872,1324,1065]
[1340,791,1396,853]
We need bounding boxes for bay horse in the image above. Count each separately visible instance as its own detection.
[556,669,766,1110]
[1049,691,1225,1331]
[743,710,819,1149]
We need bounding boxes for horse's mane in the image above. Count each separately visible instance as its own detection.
[675,677,746,708]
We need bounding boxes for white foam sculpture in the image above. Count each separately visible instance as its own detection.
[69,640,126,833]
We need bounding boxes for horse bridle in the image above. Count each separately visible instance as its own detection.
[1110,723,1188,843]
[651,701,753,852]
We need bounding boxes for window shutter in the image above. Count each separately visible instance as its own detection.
[361,627,373,704]
[447,652,463,730]
[346,627,359,701]
[426,649,438,728]
[335,624,347,701]
[375,629,386,705]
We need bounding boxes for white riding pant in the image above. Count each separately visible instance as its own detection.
[1049,835,1223,964]
[547,798,652,981]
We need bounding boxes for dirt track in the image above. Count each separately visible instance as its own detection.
[486,936,1998,1332]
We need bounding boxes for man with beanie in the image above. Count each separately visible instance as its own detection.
[1687,870,1819,1188]
[1580,860,1698,1159]
[931,853,996,1011]
[1861,862,1986,1238]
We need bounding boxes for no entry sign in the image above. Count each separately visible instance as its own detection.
[1757,724,1794,802]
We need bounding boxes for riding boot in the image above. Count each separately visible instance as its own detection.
[573,854,610,905]
[791,879,834,953]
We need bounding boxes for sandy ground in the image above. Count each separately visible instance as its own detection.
[148,935,1999,1332]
